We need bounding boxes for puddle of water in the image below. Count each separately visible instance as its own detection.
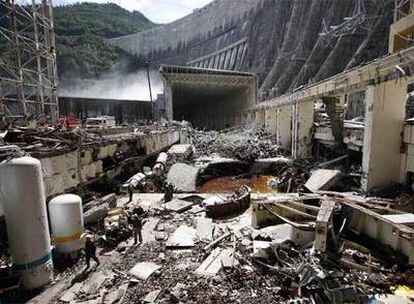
[198,175,278,194]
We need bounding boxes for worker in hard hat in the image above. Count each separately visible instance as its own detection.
[84,235,100,270]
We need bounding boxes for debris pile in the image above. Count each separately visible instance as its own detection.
[0,122,182,157]
[25,185,413,304]
[2,122,413,304]
[190,126,283,162]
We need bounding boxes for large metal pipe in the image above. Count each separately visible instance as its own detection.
[153,152,168,175]
[122,172,146,189]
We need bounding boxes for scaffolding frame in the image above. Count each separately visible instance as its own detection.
[0,0,58,125]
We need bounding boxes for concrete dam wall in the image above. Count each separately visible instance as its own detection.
[108,0,260,66]
[109,0,393,99]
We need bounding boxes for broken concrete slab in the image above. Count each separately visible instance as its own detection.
[255,224,315,247]
[83,200,101,212]
[221,252,240,269]
[164,199,194,213]
[373,294,412,304]
[166,224,196,248]
[143,289,161,303]
[101,193,117,208]
[129,262,161,280]
[167,144,194,162]
[83,272,107,295]
[171,282,186,300]
[188,205,205,214]
[142,217,161,243]
[253,241,272,259]
[382,213,414,224]
[195,248,223,276]
[221,256,237,269]
[304,169,342,192]
[122,193,165,209]
[314,200,336,252]
[195,248,236,276]
[195,217,213,241]
[83,203,110,224]
[103,283,129,304]
[60,282,82,303]
[166,163,199,192]
[59,291,75,303]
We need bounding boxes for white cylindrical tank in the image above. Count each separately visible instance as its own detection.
[49,194,84,254]
[0,156,53,289]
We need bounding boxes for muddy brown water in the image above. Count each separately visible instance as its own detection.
[197,175,278,194]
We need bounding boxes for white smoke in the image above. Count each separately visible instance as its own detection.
[59,69,163,101]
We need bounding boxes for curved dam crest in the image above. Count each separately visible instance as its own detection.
[108,0,393,98]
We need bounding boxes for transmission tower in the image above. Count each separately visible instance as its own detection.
[318,0,369,43]
[394,0,414,22]
[0,0,59,126]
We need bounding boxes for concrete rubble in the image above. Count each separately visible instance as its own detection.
[129,262,161,281]
[22,195,414,302]
[191,127,282,162]
[166,163,199,192]
[304,169,342,192]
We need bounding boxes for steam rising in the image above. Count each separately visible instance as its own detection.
[59,70,163,101]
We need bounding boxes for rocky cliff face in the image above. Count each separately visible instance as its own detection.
[110,0,394,98]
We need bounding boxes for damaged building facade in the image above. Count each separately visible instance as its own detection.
[250,4,414,192]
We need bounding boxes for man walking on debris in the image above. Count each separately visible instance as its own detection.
[84,235,100,270]
[129,207,145,244]
[164,183,174,202]
[128,184,134,202]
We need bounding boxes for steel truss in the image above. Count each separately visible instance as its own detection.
[394,0,414,22]
[0,0,58,125]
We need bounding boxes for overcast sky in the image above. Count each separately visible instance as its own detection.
[52,0,213,23]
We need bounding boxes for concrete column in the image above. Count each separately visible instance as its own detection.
[362,78,408,191]
[291,103,298,158]
[297,100,314,158]
[255,109,265,129]
[240,114,246,125]
[323,96,344,147]
[338,94,346,108]
[265,108,277,135]
[276,108,281,145]
[164,85,173,120]
[277,105,292,151]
